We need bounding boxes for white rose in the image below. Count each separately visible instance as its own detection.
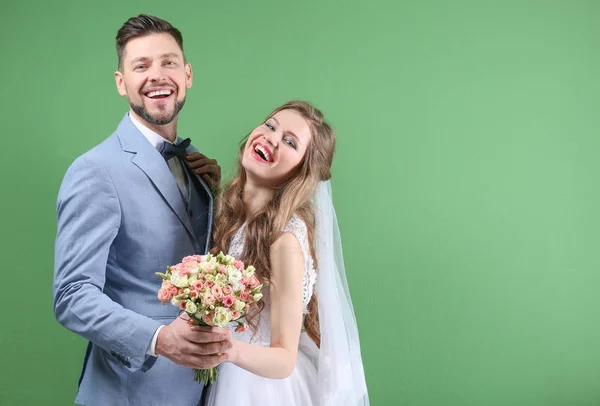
[228,267,242,283]
[188,264,200,276]
[170,273,189,288]
[243,266,256,278]
[213,307,232,328]
[185,301,198,314]
[233,300,245,312]
[170,297,181,307]
[253,293,263,302]
[232,281,245,293]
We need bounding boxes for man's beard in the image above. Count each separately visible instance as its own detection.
[129,96,186,125]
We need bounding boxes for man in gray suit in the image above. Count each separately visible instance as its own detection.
[53,14,231,405]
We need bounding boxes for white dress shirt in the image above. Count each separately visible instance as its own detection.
[130,113,189,199]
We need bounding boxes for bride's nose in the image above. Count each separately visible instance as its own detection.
[263,134,278,148]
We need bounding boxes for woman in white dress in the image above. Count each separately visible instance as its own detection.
[199,100,368,405]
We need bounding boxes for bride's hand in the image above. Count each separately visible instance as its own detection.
[224,339,241,364]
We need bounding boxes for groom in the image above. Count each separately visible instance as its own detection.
[53,14,230,405]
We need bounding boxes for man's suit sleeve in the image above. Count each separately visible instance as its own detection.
[53,155,161,372]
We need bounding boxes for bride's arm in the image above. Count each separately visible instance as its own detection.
[226,232,305,379]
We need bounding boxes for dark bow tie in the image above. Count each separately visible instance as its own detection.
[159,138,191,161]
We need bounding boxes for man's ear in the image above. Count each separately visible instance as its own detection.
[185,63,193,89]
[115,70,127,96]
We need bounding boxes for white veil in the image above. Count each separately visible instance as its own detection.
[312,180,369,405]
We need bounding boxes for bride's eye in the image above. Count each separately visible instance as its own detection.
[283,137,296,149]
[265,122,275,131]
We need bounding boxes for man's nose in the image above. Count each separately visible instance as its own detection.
[147,64,167,82]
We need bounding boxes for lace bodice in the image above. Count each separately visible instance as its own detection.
[228,215,317,344]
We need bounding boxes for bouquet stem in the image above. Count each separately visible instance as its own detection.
[188,315,218,386]
[194,367,218,386]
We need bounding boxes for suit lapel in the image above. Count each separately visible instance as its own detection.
[191,169,214,252]
[116,114,195,239]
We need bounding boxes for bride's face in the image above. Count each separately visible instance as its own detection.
[242,109,312,186]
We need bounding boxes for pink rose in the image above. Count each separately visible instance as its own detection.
[222,295,236,308]
[211,286,224,301]
[169,287,178,295]
[249,276,260,289]
[179,301,187,310]
[182,256,196,263]
[235,323,249,334]
[238,291,250,302]
[179,267,191,276]
[157,288,173,303]
[193,281,204,290]
[204,280,214,289]
[219,265,227,274]
[161,280,175,290]
[202,311,214,325]
[202,294,216,306]
[222,285,233,295]
[193,255,204,262]
[189,290,199,299]
[241,277,249,287]
[233,260,244,271]
[231,310,241,320]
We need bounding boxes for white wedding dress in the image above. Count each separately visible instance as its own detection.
[205,215,321,406]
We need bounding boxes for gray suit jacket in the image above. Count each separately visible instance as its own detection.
[53,114,213,405]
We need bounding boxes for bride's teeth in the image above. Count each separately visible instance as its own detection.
[254,145,270,162]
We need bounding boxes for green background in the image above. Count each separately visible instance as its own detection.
[2,1,600,405]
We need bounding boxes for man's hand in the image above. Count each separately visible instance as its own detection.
[186,152,221,192]
[155,316,233,369]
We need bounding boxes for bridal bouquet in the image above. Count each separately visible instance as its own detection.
[156,251,263,385]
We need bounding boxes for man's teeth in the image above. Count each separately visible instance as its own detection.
[146,90,173,98]
[254,145,271,161]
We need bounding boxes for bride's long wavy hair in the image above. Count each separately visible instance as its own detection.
[210,100,335,347]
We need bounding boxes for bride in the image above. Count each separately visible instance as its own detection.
[189,100,368,405]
